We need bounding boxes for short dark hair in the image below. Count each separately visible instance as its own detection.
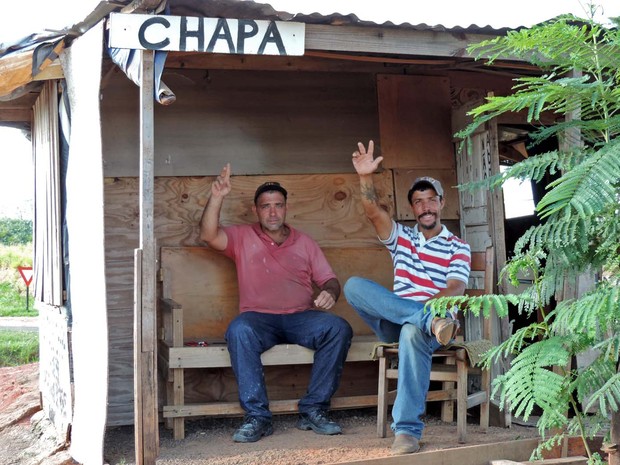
[254,181,288,204]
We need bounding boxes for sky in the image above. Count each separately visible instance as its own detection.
[0,127,33,218]
[0,0,619,219]
[0,0,619,42]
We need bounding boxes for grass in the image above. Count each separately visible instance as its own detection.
[0,244,39,366]
[0,243,36,317]
[0,330,39,366]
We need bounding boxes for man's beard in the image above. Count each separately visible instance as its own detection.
[419,220,437,230]
[418,212,437,230]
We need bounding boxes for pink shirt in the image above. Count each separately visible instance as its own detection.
[222,223,336,314]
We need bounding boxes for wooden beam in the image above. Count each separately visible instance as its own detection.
[306,24,503,59]
[0,108,31,122]
[163,395,379,418]
[334,438,540,465]
[136,48,158,465]
[32,61,64,81]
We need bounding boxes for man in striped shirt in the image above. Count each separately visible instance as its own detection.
[344,140,471,455]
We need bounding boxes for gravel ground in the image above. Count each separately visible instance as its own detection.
[0,362,541,465]
[104,407,540,465]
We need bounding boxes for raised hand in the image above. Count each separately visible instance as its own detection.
[211,163,232,198]
[352,140,383,176]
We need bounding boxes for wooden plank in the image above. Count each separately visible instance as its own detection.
[522,458,588,465]
[138,48,158,465]
[305,24,504,60]
[377,74,455,170]
[165,336,378,369]
[101,69,379,177]
[133,249,143,465]
[0,108,31,122]
[329,438,540,465]
[393,168,460,220]
[163,394,379,418]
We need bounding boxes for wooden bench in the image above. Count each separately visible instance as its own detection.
[157,246,394,440]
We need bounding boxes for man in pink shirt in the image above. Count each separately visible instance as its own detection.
[199,163,353,443]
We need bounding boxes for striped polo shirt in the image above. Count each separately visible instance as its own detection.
[382,220,471,302]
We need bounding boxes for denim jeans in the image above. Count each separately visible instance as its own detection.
[343,277,441,439]
[225,310,353,420]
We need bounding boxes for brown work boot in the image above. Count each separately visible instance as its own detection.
[390,433,420,455]
[432,317,459,346]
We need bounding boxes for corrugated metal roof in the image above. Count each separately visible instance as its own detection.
[169,0,516,34]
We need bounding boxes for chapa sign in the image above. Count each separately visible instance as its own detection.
[108,12,305,56]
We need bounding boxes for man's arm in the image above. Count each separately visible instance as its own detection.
[352,140,393,240]
[428,279,467,300]
[314,278,341,310]
[199,163,231,251]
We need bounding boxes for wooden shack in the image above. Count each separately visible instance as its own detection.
[0,0,548,462]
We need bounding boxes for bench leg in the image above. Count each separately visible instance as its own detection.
[172,367,185,440]
[479,365,490,433]
[441,356,456,422]
[377,355,389,438]
[456,359,468,443]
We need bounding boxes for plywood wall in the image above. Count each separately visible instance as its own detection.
[101,68,380,177]
[104,171,394,425]
[103,70,467,426]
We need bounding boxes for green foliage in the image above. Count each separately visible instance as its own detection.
[436,6,620,463]
[0,217,32,246]
[0,330,39,367]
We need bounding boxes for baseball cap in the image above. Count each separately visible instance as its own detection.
[254,181,288,204]
[408,176,444,203]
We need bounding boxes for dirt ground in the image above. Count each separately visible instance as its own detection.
[0,363,541,465]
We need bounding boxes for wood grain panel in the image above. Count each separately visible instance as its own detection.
[377,74,454,170]
[393,168,459,221]
[101,68,379,177]
[181,361,378,406]
[104,171,394,249]
[160,246,393,339]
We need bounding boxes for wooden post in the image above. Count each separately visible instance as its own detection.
[135,48,159,465]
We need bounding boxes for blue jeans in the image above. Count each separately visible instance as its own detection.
[343,277,441,439]
[225,310,353,420]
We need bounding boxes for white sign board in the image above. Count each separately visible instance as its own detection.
[108,12,305,56]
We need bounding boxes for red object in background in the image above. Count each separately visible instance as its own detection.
[17,266,33,287]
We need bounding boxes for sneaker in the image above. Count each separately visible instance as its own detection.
[232,416,273,443]
[297,409,342,435]
[432,317,459,346]
[390,433,420,455]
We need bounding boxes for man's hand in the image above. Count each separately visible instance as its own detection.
[211,163,232,198]
[352,140,383,176]
[314,290,336,310]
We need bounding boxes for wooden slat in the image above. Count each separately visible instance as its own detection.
[165,336,378,369]
[163,394,379,418]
